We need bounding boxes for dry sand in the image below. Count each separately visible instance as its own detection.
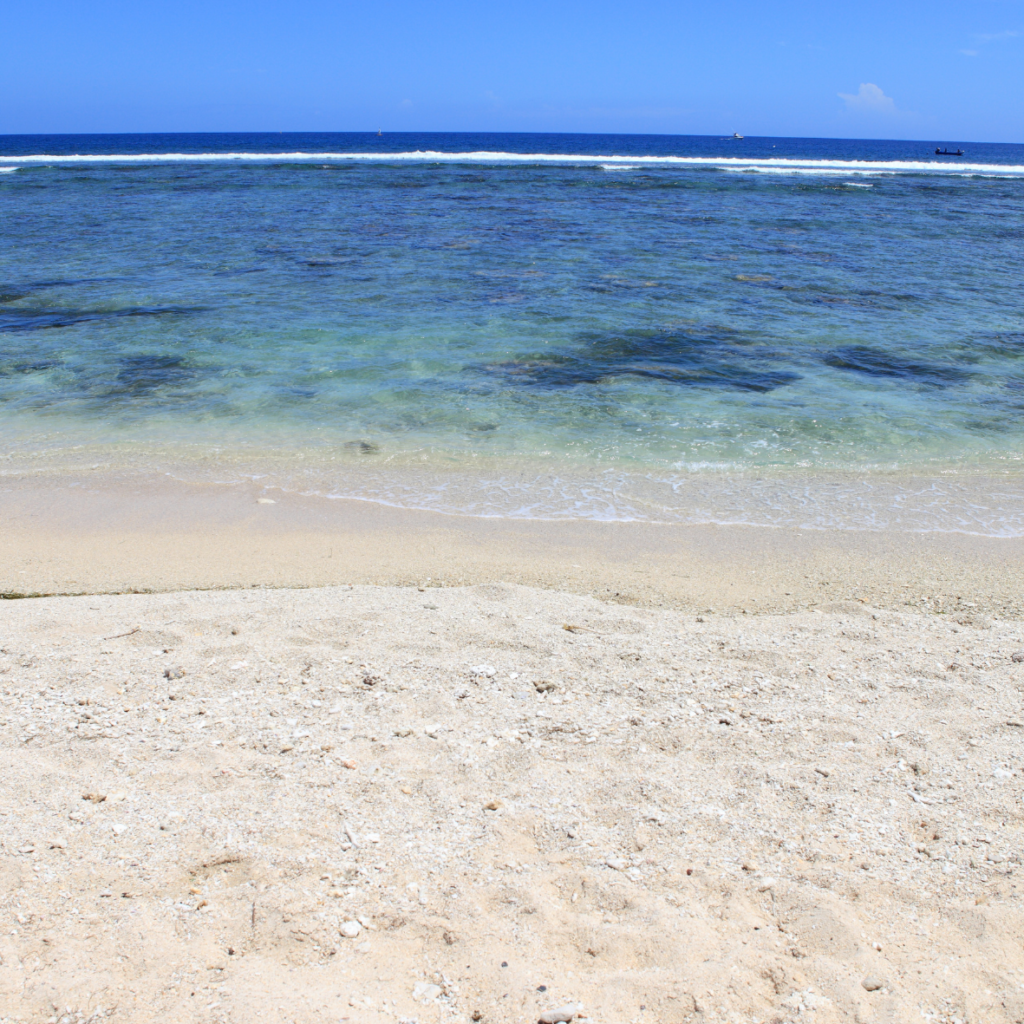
[2,578,1024,1024]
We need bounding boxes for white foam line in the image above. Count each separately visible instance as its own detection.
[1,150,1023,175]
[0,167,18,173]
[724,166,892,176]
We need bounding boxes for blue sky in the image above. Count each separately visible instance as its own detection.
[2,0,1022,141]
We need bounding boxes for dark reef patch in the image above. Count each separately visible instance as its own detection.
[969,332,1024,360]
[0,358,63,376]
[0,278,123,305]
[480,327,800,393]
[0,306,199,333]
[797,289,919,311]
[824,345,972,387]
[107,355,201,395]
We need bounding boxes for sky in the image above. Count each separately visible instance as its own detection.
[2,0,1022,141]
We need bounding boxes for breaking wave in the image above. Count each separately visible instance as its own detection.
[2,150,1023,176]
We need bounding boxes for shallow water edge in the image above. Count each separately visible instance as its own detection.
[3,449,1023,537]
[3,469,1024,619]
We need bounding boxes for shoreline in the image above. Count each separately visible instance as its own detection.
[3,472,1023,617]
[5,445,1024,536]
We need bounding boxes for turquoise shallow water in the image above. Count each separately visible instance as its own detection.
[2,132,1024,533]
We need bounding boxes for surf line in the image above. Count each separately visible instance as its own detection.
[2,151,1023,176]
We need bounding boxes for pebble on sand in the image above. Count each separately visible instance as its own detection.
[413,982,442,1003]
[861,976,884,992]
[538,1003,583,1023]
[340,920,362,938]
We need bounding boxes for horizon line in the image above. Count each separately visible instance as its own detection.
[1,129,1021,148]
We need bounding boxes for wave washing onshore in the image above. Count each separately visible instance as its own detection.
[4,443,1024,537]
[309,469,1024,537]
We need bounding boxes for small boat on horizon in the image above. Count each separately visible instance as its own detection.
[934,147,963,156]
[731,132,744,140]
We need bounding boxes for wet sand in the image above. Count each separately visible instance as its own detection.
[2,472,1023,619]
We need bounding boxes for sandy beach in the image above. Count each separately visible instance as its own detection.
[4,41,1024,1024]
[2,477,1024,1024]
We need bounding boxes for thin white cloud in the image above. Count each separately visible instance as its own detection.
[838,83,898,114]
[958,29,1017,56]
[975,30,1019,43]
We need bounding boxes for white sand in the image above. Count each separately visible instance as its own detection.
[2,582,1023,1024]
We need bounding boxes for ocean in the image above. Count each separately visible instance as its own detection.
[2,131,1023,534]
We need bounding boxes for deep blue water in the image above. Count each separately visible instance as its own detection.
[1,130,1021,163]
[2,132,1024,532]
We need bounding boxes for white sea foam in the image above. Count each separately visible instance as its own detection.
[0,167,18,173]
[723,166,892,176]
[1,150,1023,176]
[599,164,642,171]
[306,470,1024,536]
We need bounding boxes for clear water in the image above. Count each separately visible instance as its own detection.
[2,132,1023,533]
